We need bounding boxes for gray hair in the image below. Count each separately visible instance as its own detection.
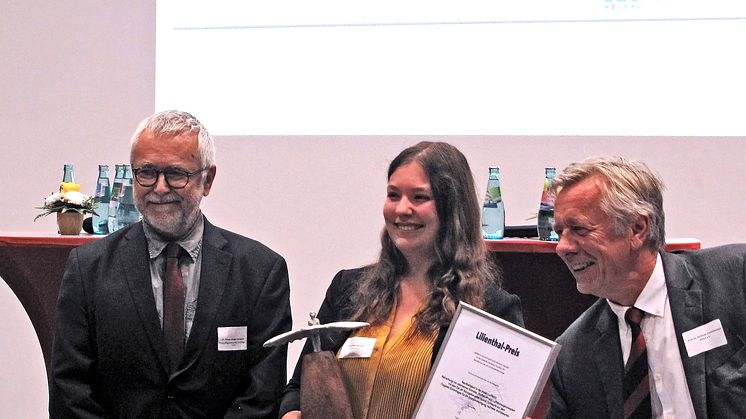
[552,156,666,251]
[130,110,215,168]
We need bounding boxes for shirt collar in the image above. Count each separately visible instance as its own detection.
[143,213,205,262]
[608,253,667,320]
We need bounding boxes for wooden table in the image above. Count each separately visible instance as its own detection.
[0,233,100,381]
[0,233,700,383]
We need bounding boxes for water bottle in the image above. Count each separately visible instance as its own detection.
[62,164,75,183]
[92,165,111,235]
[115,167,140,230]
[108,164,125,233]
[56,164,76,233]
[537,167,558,241]
[481,167,505,240]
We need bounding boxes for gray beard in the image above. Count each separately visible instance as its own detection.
[143,210,200,242]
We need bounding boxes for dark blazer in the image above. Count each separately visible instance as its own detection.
[278,267,524,417]
[50,218,292,418]
[547,245,746,419]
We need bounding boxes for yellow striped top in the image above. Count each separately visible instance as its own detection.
[337,311,439,419]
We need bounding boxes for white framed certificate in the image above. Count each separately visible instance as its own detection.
[413,302,560,419]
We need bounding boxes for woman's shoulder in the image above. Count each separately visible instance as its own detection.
[325,266,371,300]
[329,266,368,286]
[483,283,524,327]
[320,266,373,321]
[332,266,368,280]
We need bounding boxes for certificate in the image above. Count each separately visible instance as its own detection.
[413,302,560,419]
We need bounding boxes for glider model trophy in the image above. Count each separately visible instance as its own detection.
[264,312,368,419]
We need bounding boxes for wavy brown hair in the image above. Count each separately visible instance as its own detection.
[349,141,499,334]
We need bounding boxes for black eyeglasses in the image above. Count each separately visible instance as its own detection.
[132,167,208,189]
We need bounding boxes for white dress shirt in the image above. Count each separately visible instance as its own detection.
[607,254,696,419]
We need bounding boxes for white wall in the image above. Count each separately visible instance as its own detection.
[1,1,155,416]
[1,2,744,417]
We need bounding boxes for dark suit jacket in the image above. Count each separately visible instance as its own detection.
[547,245,746,419]
[50,218,292,418]
[278,267,524,417]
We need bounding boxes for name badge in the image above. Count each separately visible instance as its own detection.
[338,336,376,359]
[217,326,248,351]
[682,319,727,357]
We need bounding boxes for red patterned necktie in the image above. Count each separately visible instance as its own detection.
[623,307,651,418]
[163,242,185,372]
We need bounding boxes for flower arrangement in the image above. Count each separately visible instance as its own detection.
[34,182,98,221]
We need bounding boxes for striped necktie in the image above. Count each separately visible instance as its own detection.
[163,242,185,372]
[623,306,651,418]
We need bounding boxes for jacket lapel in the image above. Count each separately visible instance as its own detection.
[120,224,172,373]
[179,220,231,373]
[661,252,707,418]
[593,305,625,419]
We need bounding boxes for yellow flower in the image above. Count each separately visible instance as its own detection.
[60,182,81,193]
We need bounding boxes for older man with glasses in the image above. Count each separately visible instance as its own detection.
[50,110,292,418]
